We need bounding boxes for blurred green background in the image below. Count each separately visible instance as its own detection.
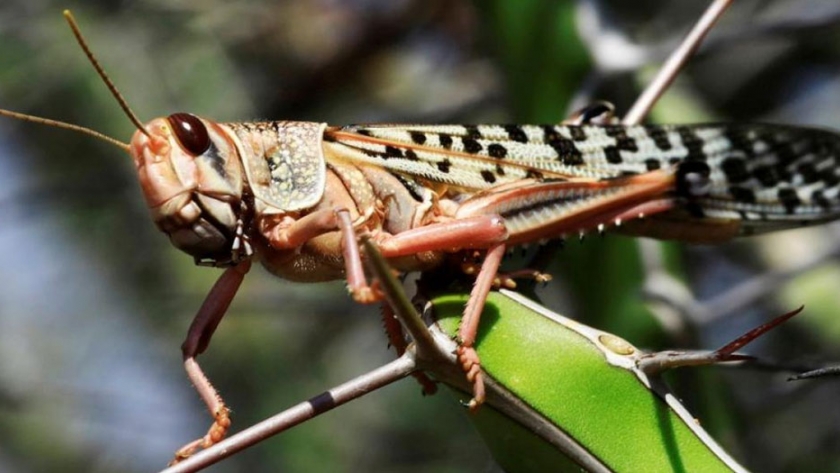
[2,1,840,471]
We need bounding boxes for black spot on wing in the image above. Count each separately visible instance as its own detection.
[437,159,452,173]
[404,149,419,161]
[723,128,755,158]
[753,165,780,187]
[645,159,661,171]
[361,149,381,158]
[464,125,482,140]
[606,127,639,152]
[675,160,711,198]
[604,146,622,164]
[820,169,840,187]
[645,125,672,151]
[797,162,818,184]
[488,143,507,159]
[439,133,453,150]
[480,170,497,183]
[526,169,544,180]
[772,144,799,175]
[568,126,587,141]
[777,188,801,214]
[720,157,749,184]
[811,190,831,209]
[616,137,638,152]
[729,186,756,203]
[504,125,529,143]
[604,126,624,138]
[815,134,840,168]
[384,145,404,158]
[543,126,584,165]
[677,127,705,160]
[774,165,794,183]
[462,137,483,154]
[409,131,427,145]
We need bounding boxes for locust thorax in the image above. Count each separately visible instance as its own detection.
[129,113,248,266]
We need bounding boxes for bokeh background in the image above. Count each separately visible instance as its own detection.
[2,0,840,471]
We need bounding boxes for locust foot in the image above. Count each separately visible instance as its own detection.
[350,279,385,305]
[169,405,231,465]
[457,345,485,411]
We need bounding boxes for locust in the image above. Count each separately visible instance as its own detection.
[5,11,840,463]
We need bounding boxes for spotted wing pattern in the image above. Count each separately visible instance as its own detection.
[325,123,840,231]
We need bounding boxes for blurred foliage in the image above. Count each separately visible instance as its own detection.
[1,1,840,472]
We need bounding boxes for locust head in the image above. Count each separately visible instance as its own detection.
[130,113,248,266]
[0,12,253,267]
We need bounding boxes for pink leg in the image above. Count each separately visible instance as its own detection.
[264,207,378,303]
[376,215,508,257]
[172,260,251,464]
[456,244,506,411]
[266,209,509,303]
[267,211,512,409]
[335,209,377,303]
[373,218,509,409]
[348,214,507,399]
[266,208,346,249]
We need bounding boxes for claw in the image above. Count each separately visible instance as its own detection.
[456,346,486,411]
[350,285,382,304]
[169,406,231,464]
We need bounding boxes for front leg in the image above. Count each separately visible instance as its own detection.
[262,207,378,303]
[173,259,251,464]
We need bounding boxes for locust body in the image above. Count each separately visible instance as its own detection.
[16,106,840,462]
[141,115,840,277]
[136,113,840,461]
[52,105,840,461]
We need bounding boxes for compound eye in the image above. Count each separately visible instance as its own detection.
[676,160,712,197]
[167,113,211,156]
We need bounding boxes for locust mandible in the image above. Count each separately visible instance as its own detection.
[5,11,840,462]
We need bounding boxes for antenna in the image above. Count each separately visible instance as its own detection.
[0,10,151,151]
[62,10,150,137]
[0,109,130,151]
